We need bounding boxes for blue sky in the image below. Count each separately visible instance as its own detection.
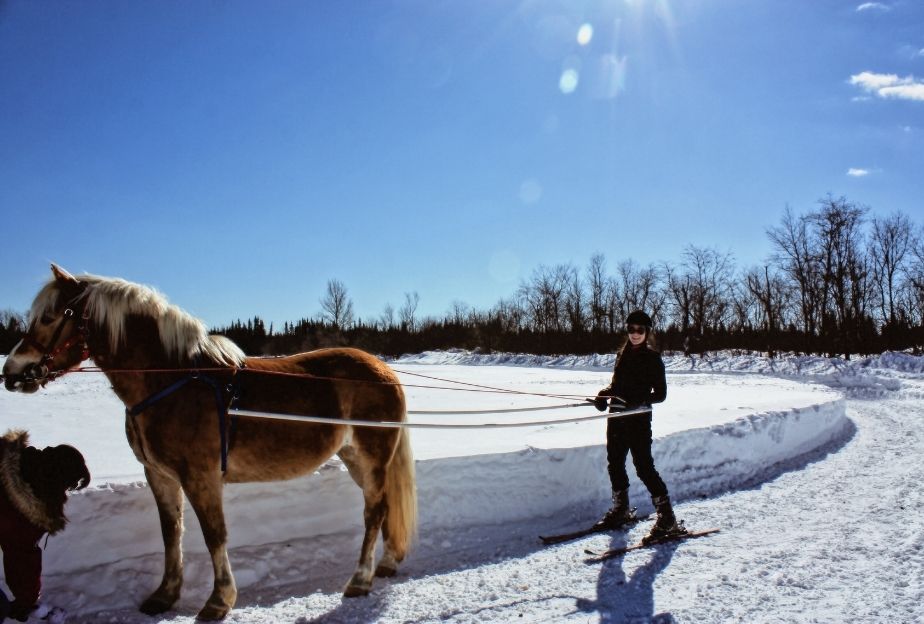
[1,0,922,328]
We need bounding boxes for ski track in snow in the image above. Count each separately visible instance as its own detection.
[2,351,922,623]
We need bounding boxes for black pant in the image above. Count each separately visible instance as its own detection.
[606,413,668,498]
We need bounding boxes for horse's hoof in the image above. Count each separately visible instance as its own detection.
[196,602,231,621]
[139,597,173,616]
[375,564,397,578]
[343,584,370,598]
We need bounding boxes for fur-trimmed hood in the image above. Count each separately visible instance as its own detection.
[0,430,68,534]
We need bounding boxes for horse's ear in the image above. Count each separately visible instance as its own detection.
[50,263,79,284]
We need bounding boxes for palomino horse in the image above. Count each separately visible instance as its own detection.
[2,264,417,620]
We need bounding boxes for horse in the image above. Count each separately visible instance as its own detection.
[2,264,417,620]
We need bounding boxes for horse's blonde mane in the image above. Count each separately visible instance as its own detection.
[30,274,245,366]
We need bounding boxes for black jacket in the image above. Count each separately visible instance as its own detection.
[599,345,667,410]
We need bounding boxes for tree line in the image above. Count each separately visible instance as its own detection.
[1,196,922,358]
[214,195,924,358]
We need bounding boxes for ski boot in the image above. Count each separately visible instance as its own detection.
[1,589,10,623]
[593,489,636,530]
[643,495,687,545]
[33,603,68,624]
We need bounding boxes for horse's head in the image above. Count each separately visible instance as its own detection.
[3,263,91,393]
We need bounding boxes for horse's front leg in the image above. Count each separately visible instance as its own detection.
[183,474,237,620]
[139,467,185,615]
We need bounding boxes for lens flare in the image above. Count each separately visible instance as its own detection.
[559,69,579,94]
[577,23,593,46]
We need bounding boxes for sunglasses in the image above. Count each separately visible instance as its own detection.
[626,325,648,335]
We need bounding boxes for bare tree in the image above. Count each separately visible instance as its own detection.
[663,261,693,335]
[379,303,395,330]
[587,253,609,332]
[745,265,790,356]
[400,291,420,331]
[809,196,868,357]
[768,206,824,346]
[490,297,526,333]
[908,226,924,327]
[729,279,756,333]
[448,300,472,326]
[677,245,735,335]
[563,265,586,332]
[870,211,914,329]
[320,279,355,329]
[616,260,663,324]
[517,264,573,332]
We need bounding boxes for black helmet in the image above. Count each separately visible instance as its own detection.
[626,310,653,328]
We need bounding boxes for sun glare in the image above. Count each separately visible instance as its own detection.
[518,0,678,98]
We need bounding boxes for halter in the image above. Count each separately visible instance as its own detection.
[16,284,91,384]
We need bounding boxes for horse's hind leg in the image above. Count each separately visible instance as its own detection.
[373,473,402,578]
[375,518,400,578]
[139,467,185,615]
[339,446,388,597]
[182,474,237,620]
[376,428,416,579]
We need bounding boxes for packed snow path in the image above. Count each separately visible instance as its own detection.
[102,396,911,624]
[54,353,921,624]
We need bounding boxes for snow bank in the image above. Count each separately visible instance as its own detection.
[396,348,924,374]
[399,349,924,397]
[420,396,849,527]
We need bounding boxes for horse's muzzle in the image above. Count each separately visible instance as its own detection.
[2,363,48,393]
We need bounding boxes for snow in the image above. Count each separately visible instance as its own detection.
[0,351,921,623]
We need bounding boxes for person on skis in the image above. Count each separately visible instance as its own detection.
[592,310,686,543]
[0,429,90,623]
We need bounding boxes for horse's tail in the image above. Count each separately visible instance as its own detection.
[385,426,417,560]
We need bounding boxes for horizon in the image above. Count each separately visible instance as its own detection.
[1,1,922,328]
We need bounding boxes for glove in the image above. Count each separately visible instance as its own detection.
[593,390,609,412]
[607,395,629,414]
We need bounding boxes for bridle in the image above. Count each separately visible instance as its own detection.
[9,284,91,386]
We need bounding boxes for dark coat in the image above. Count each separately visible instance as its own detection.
[599,344,667,411]
[0,430,86,613]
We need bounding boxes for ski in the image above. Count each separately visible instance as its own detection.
[583,528,720,561]
[539,512,648,545]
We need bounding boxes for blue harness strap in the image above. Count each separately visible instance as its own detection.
[126,376,194,417]
[127,367,243,473]
[195,373,244,473]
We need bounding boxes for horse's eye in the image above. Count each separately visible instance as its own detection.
[40,314,55,325]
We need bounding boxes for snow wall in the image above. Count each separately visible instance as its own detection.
[40,390,849,614]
